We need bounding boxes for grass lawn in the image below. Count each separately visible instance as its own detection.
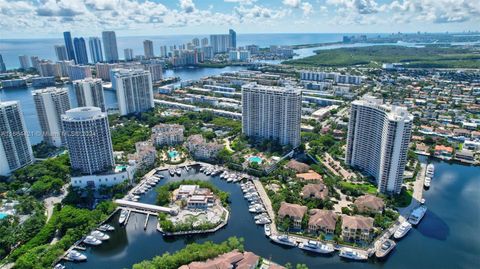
[390,188,413,208]
[339,181,378,195]
[283,45,480,68]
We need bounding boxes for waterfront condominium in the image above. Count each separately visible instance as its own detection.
[18,55,30,70]
[241,83,302,148]
[88,37,104,63]
[95,63,119,82]
[229,29,237,49]
[143,40,154,59]
[61,107,114,175]
[0,101,34,176]
[102,31,119,62]
[209,34,231,54]
[73,37,89,65]
[0,54,6,72]
[112,69,154,115]
[54,45,68,61]
[345,96,413,194]
[63,31,76,62]
[32,87,71,147]
[73,78,106,112]
[124,48,134,61]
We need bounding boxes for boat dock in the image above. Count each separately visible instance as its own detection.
[252,179,278,235]
[115,199,177,215]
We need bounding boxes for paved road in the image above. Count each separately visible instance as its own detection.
[44,183,69,221]
[399,161,426,220]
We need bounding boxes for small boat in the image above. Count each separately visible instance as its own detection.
[375,239,396,258]
[270,235,297,247]
[255,218,271,225]
[66,250,87,262]
[199,166,206,172]
[394,221,412,239]
[298,240,335,254]
[83,235,102,245]
[54,264,66,269]
[119,209,128,225]
[424,177,431,188]
[339,248,368,261]
[98,224,115,232]
[175,168,182,176]
[264,224,271,236]
[90,230,110,240]
[169,168,175,176]
[420,198,426,205]
[426,163,435,177]
[184,165,190,172]
[408,205,427,225]
[254,213,268,220]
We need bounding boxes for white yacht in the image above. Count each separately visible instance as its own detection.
[54,264,65,269]
[91,230,110,240]
[270,235,297,247]
[339,248,368,261]
[424,177,431,188]
[118,209,128,225]
[264,224,271,237]
[426,163,435,176]
[255,217,271,225]
[169,168,175,176]
[66,250,87,262]
[83,235,102,246]
[98,224,115,232]
[175,167,182,176]
[408,205,427,225]
[298,240,335,254]
[394,221,412,239]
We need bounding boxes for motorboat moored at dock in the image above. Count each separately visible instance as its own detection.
[339,248,368,261]
[375,239,396,259]
[90,230,110,241]
[394,221,412,239]
[118,209,128,225]
[408,205,427,225]
[270,235,297,247]
[83,235,102,246]
[298,240,335,254]
[66,250,87,262]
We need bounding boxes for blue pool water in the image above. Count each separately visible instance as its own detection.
[0,213,8,220]
[249,156,263,164]
[168,150,178,159]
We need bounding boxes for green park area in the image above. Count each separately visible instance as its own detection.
[284,45,480,68]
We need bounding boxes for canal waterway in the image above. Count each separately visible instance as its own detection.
[67,160,480,269]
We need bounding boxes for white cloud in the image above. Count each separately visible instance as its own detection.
[179,0,195,13]
[224,0,257,4]
[283,0,302,8]
[301,2,313,15]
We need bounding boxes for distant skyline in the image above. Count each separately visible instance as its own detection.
[0,0,479,39]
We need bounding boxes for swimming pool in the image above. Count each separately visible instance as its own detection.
[249,156,263,164]
[0,213,8,220]
[168,150,178,159]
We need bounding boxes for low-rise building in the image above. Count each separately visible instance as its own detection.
[151,123,184,146]
[186,134,223,160]
[307,209,338,234]
[434,145,453,159]
[353,195,385,213]
[285,160,310,173]
[175,185,215,210]
[277,202,308,229]
[127,141,157,170]
[71,164,136,188]
[341,215,374,242]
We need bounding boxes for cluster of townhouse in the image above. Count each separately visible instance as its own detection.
[277,193,385,243]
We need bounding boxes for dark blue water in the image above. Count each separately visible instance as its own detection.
[66,161,480,269]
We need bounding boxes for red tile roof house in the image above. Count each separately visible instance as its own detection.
[307,209,338,235]
[434,145,453,160]
[301,183,328,200]
[277,202,308,229]
[178,250,260,269]
[341,215,374,242]
[353,195,385,214]
[285,160,310,173]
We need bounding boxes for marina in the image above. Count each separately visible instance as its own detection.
[63,158,480,269]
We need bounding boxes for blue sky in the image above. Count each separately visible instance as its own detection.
[0,0,479,38]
